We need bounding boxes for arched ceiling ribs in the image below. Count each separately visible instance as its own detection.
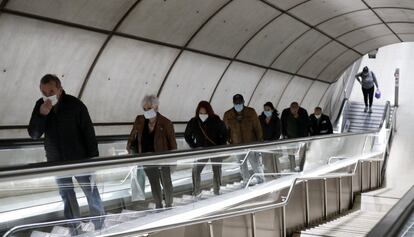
[207,13,284,103]
[247,8,382,106]
[155,0,233,97]
[207,0,311,103]
[275,75,295,110]
[317,85,331,107]
[316,33,397,81]
[0,0,9,10]
[299,80,316,106]
[77,0,142,99]
[362,0,403,42]
[260,0,363,56]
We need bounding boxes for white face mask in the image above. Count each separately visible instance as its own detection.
[315,114,321,119]
[42,95,58,106]
[199,114,208,122]
[143,109,157,119]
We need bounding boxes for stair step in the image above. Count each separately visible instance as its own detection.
[51,226,71,235]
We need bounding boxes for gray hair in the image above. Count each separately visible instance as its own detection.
[141,94,159,107]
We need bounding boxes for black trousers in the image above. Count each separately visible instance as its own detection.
[362,86,375,107]
[192,158,223,195]
[144,167,173,208]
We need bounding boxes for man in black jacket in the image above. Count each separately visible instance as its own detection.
[281,102,310,139]
[280,102,309,172]
[309,107,333,136]
[28,74,104,230]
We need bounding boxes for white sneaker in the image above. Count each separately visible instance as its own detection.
[364,107,368,113]
[368,107,373,113]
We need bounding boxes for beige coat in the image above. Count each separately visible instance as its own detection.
[223,106,263,145]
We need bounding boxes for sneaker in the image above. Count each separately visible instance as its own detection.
[368,107,373,113]
[364,107,368,112]
[248,177,259,186]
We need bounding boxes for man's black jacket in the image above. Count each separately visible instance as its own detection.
[281,107,309,139]
[309,114,333,136]
[28,91,98,162]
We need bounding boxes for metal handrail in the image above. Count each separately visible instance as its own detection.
[333,98,349,133]
[0,131,378,182]
[3,154,384,237]
[379,101,391,129]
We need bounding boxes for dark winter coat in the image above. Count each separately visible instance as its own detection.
[309,114,333,136]
[28,91,99,162]
[281,107,310,139]
[184,115,228,148]
[258,112,281,141]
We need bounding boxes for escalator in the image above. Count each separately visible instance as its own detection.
[0,100,395,237]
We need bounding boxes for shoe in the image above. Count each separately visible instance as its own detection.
[248,178,258,186]
[364,107,368,113]
[368,107,373,113]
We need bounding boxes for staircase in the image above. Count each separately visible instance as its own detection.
[345,102,391,133]
[293,210,387,237]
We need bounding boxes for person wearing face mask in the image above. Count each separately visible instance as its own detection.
[126,95,177,208]
[258,102,281,141]
[28,74,105,230]
[309,107,333,136]
[184,101,228,196]
[355,66,379,113]
[223,94,264,185]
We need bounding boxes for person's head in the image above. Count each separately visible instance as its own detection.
[363,66,369,74]
[290,102,299,115]
[39,74,63,105]
[196,101,215,122]
[263,101,275,117]
[314,107,322,117]
[141,95,159,119]
[233,94,244,112]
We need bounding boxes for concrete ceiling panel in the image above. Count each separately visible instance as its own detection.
[6,0,135,30]
[0,14,105,125]
[289,0,367,26]
[237,14,309,66]
[399,34,414,41]
[365,0,414,8]
[249,70,292,113]
[298,41,347,78]
[188,0,280,58]
[317,10,381,37]
[81,36,179,123]
[272,30,331,74]
[210,62,265,117]
[375,8,414,23]
[318,50,361,82]
[337,24,391,47]
[265,0,308,10]
[301,81,330,113]
[388,23,414,34]
[158,51,229,121]
[277,76,313,111]
[118,0,227,46]
[354,35,400,54]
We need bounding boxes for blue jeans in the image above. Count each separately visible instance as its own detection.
[56,175,105,229]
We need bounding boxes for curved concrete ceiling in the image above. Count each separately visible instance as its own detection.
[0,0,411,127]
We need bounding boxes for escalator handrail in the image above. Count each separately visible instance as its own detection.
[0,131,380,181]
[367,185,414,237]
[2,154,384,237]
[379,101,391,129]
